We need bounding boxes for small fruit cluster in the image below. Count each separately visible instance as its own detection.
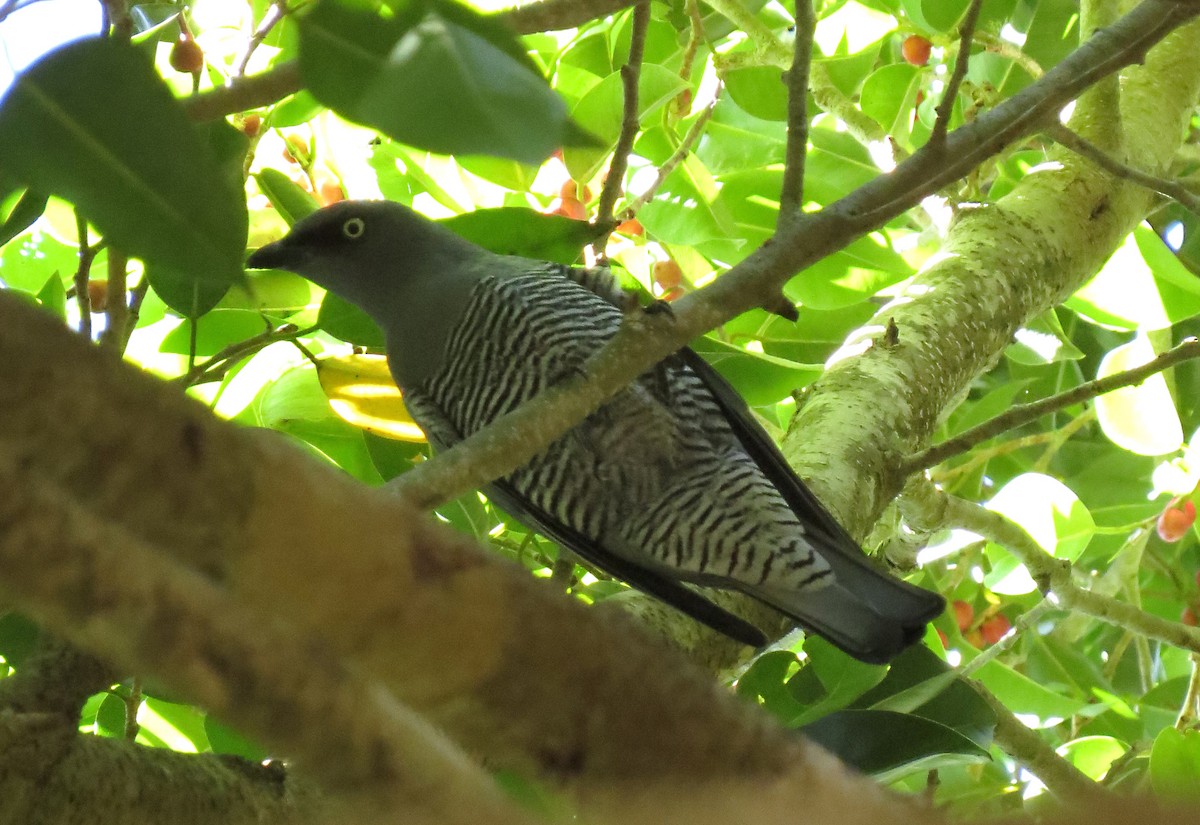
[943,599,1011,649]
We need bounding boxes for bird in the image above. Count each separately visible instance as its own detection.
[246,200,944,662]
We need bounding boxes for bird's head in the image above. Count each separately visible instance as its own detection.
[246,200,478,309]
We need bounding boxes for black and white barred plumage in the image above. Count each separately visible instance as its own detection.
[247,200,944,661]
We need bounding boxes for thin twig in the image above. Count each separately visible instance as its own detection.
[123,677,143,741]
[905,338,1200,473]
[975,30,1045,79]
[778,0,815,220]
[624,94,720,216]
[1047,122,1200,213]
[98,250,128,352]
[1175,654,1200,729]
[173,323,312,388]
[594,0,650,248]
[72,210,94,341]
[955,599,1053,679]
[970,678,1107,802]
[931,0,985,145]
[121,278,151,352]
[236,0,287,77]
[901,477,1200,657]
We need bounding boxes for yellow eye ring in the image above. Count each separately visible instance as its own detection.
[343,217,366,239]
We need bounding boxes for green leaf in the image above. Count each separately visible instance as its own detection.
[0,39,246,307]
[319,292,386,348]
[787,638,888,726]
[1068,227,1200,331]
[691,336,821,406]
[299,0,577,164]
[36,272,66,318]
[1005,308,1085,365]
[255,168,320,226]
[859,63,921,139]
[442,208,598,263]
[1094,336,1183,456]
[1150,727,1200,801]
[722,65,787,121]
[0,188,48,247]
[159,310,270,357]
[802,710,990,780]
[564,64,687,180]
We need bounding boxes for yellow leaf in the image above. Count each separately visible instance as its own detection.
[316,354,427,442]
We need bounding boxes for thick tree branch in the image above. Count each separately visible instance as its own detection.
[0,461,536,825]
[0,292,935,824]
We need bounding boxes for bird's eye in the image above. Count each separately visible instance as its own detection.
[342,217,366,239]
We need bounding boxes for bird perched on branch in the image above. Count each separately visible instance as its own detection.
[247,200,943,662]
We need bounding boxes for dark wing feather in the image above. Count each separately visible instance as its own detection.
[405,387,768,648]
[674,347,944,626]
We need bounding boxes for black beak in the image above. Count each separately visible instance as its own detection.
[246,237,303,270]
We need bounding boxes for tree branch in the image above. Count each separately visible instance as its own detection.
[595,0,649,239]
[1047,122,1200,213]
[778,0,814,219]
[387,1,1200,514]
[930,0,984,146]
[0,455,540,825]
[904,338,1200,473]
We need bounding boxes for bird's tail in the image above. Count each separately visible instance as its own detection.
[734,553,944,663]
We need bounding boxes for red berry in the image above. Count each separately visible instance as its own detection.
[169,35,204,74]
[1158,499,1197,543]
[902,35,932,67]
[952,600,973,632]
[980,615,1012,645]
[1183,607,1198,626]
[660,286,685,303]
[653,260,683,291]
[936,628,948,648]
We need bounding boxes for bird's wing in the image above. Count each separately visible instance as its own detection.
[674,348,944,625]
[402,386,769,648]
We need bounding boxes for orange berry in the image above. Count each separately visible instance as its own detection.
[559,180,591,202]
[1158,499,1197,543]
[952,600,973,632]
[661,286,685,302]
[318,180,345,206]
[653,260,683,291]
[169,35,204,74]
[980,615,1012,645]
[936,628,948,648]
[551,197,587,221]
[283,135,310,166]
[1182,606,1198,626]
[241,114,262,138]
[902,35,932,67]
[86,281,108,312]
[616,218,644,236]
